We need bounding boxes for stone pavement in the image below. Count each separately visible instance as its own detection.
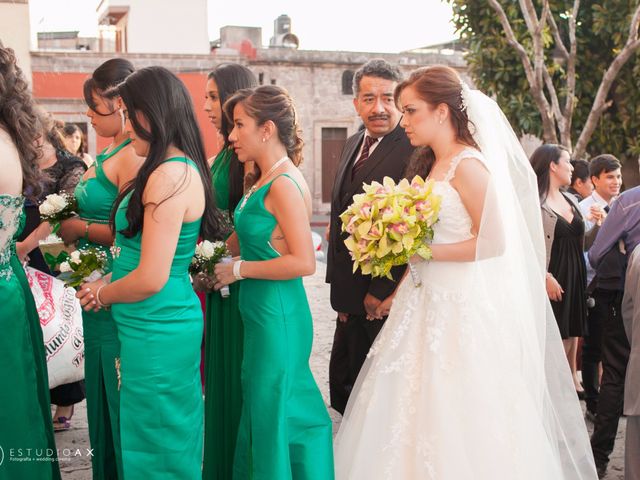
[56,261,625,479]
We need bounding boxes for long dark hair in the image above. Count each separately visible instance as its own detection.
[61,123,86,155]
[529,143,569,203]
[223,85,304,187]
[394,66,479,179]
[84,58,135,114]
[0,44,42,198]
[111,66,224,240]
[208,63,257,213]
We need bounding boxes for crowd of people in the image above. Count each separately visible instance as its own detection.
[2,38,639,479]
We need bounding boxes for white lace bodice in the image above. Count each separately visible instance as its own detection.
[429,148,481,245]
[0,194,25,280]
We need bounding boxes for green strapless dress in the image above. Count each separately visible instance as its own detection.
[110,158,203,479]
[74,139,130,480]
[0,194,60,480]
[203,147,244,480]
[233,174,334,480]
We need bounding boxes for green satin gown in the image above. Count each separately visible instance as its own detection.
[110,157,203,479]
[233,174,334,480]
[202,147,243,479]
[74,139,130,479]
[0,194,61,480]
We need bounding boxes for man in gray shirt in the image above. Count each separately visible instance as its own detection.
[623,245,640,480]
[588,181,640,477]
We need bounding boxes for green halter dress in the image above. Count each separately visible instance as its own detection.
[110,157,203,480]
[74,139,130,480]
[0,195,60,480]
[232,174,334,480]
[203,146,244,480]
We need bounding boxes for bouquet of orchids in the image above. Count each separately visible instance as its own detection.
[340,176,441,287]
[190,240,232,297]
[58,247,108,288]
[38,193,78,234]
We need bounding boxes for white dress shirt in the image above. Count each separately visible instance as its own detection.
[580,190,615,285]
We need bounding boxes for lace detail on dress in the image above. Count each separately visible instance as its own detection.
[0,194,25,281]
[442,147,480,182]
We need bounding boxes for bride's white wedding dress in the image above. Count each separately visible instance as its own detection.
[334,147,596,479]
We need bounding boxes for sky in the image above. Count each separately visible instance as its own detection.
[29,0,458,53]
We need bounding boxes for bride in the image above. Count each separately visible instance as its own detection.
[334,66,597,479]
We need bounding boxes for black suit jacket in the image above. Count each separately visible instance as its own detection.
[326,122,414,315]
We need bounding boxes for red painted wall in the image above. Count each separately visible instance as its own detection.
[33,71,223,157]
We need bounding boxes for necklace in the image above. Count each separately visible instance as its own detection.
[238,156,290,210]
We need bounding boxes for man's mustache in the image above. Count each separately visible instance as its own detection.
[368,115,389,121]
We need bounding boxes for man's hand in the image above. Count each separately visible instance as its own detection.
[364,293,381,320]
[337,312,349,323]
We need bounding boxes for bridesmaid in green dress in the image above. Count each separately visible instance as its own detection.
[214,86,334,480]
[0,44,60,480]
[58,58,141,480]
[200,63,256,480]
[77,67,224,480]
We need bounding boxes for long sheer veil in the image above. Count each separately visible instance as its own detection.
[466,85,597,478]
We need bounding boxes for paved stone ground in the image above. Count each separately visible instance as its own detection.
[56,261,625,479]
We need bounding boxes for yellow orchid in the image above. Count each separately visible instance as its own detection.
[340,176,441,281]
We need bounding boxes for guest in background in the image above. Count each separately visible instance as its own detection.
[61,123,93,167]
[568,159,593,201]
[579,154,622,422]
[588,178,640,478]
[16,112,87,432]
[530,144,587,395]
[200,62,257,480]
[622,244,640,480]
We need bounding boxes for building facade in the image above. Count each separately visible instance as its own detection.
[32,47,465,213]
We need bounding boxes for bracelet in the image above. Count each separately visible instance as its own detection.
[96,284,110,309]
[84,221,91,240]
[232,260,244,280]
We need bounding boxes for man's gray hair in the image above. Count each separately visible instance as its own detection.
[352,58,402,98]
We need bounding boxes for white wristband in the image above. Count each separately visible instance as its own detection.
[233,260,244,280]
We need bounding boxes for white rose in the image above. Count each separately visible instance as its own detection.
[39,202,55,216]
[200,240,215,258]
[47,193,68,211]
[59,261,72,273]
[194,243,204,257]
[70,250,82,264]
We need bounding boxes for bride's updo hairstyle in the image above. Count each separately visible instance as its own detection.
[395,65,479,178]
[223,85,303,187]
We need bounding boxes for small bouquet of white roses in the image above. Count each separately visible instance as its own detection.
[57,247,108,289]
[39,193,78,234]
[190,240,232,297]
[39,233,76,271]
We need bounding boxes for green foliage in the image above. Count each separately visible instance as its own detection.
[449,0,640,161]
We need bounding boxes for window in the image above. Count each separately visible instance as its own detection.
[342,70,354,95]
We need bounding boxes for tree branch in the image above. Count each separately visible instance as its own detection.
[548,10,570,61]
[574,5,640,159]
[488,0,558,142]
[562,0,580,149]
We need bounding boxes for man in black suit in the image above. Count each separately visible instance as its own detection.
[326,59,414,414]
